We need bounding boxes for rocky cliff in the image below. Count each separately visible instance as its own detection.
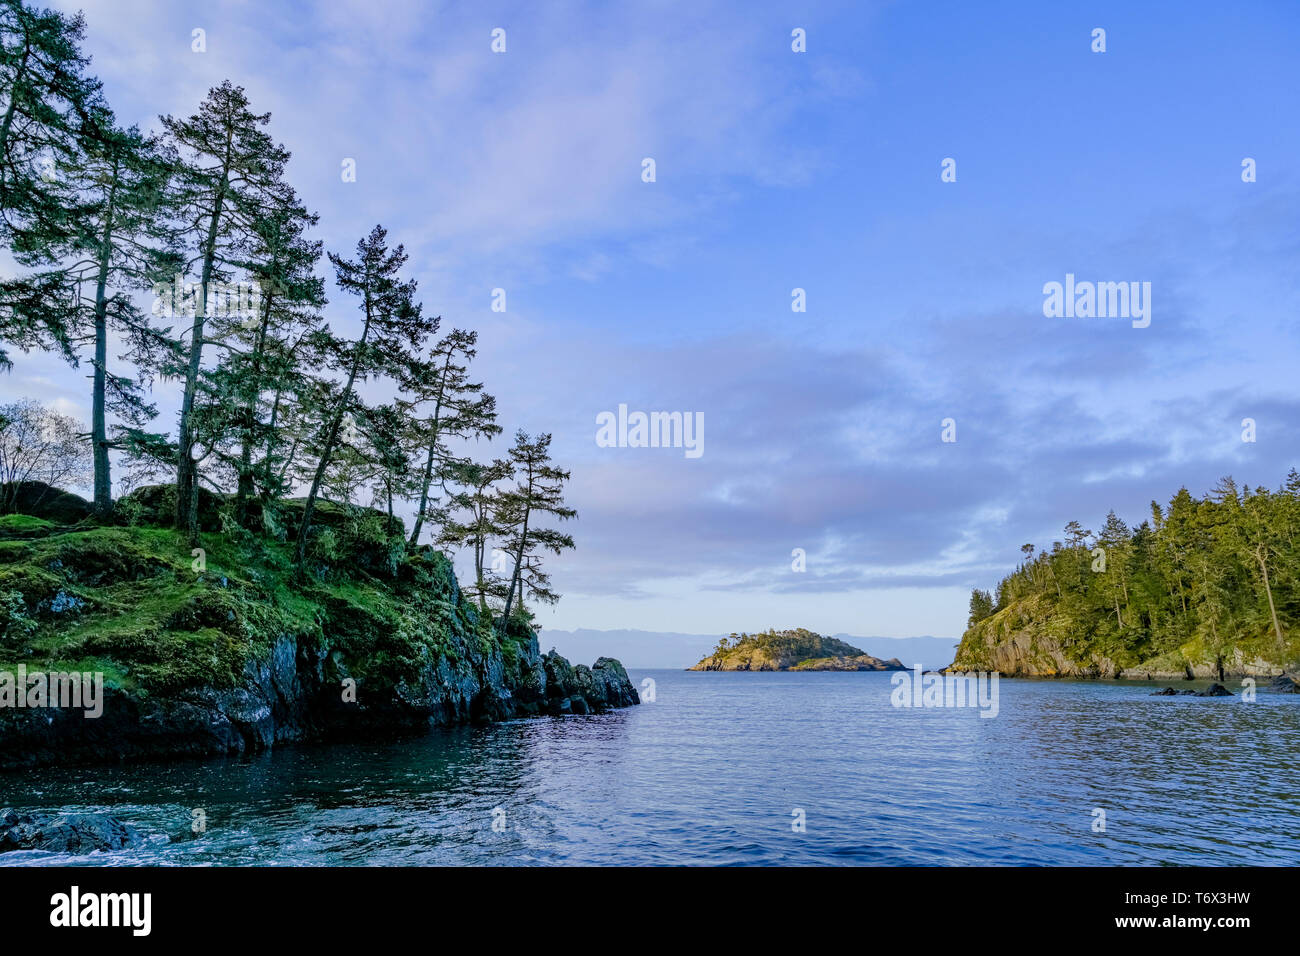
[0,515,638,770]
[949,592,1295,680]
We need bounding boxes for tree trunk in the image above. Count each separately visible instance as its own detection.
[235,285,274,526]
[175,132,232,541]
[407,349,454,547]
[1256,546,1285,651]
[0,42,30,184]
[501,465,533,624]
[295,299,372,568]
[474,528,486,612]
[89,179,116,518]
[262,382,286,493]
[501,503,529,625]
[294,406,346,568]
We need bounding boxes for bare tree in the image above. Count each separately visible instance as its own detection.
[0,398,91,512]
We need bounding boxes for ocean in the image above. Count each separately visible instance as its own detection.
[3,669,1297,866]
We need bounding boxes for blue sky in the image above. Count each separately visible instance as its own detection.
[8,0,1300,638]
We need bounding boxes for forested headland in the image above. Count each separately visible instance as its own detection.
[0,1,636,767]
[954,473,1300,679]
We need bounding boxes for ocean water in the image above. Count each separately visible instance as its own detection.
[3,669,1298,866]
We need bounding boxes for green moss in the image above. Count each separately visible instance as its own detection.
[0,514,56,537]
[0,521,503,697]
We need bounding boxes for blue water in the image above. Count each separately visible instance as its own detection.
[3,670,1298,865]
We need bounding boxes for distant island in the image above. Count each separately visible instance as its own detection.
[688,628,906,671]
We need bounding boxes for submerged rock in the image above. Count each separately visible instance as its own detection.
[1197,683,1234,697]
[0,809,138,853]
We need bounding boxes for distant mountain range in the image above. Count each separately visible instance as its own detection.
[537,628,960,672]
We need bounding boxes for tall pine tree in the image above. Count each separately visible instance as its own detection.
[498,430,576,625]
[162,80,293,540]
[294,225,434,567]
[404,328,500,547]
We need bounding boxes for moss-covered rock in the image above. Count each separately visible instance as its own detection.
[116,483,223,532]
[0,514,56,539]
[0,523,638,769]
[0,481,92,525]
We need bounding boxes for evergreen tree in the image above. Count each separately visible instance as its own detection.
[1238,486,1286,652]
[438,457,513,613]
[969,472,1300,669]
[403,328,500,547]
[1096,510,1131,628]
[3,114,178,517]
[294,224,434,567]
[0,0,105,367]
[208,189,325,526]
[357,401,412,535]
[161,80,293,540]
[498,430,576,624]
[0,0,102,247]
[966,588,994,628]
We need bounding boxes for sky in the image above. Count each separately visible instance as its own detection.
[6,0,1300,640]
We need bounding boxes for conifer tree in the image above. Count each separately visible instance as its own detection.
[294,225,434,567]
[498,431,576,625]
[0,0,105,366]
[208,189,325,526]
[404,328,500,547]
[438,457,513,613]
[357,401,412,535]
[162,80,293,540]
[6,114,179,517]
[0,1,102,245]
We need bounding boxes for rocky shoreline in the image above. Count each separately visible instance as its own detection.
[947,594,1296,682]
[0,493,640,771]
[0,632,638,771]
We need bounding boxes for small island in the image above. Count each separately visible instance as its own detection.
[688,628,906,671]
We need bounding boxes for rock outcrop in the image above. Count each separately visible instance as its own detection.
[1150,683,1235,697]
[0,481,92,525]
[542,651,640,715]
[1272,674,1300,693]
[794,654,906,671]
[0,627,638,770]
[0,523,638,770]
[0,809,139,853]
